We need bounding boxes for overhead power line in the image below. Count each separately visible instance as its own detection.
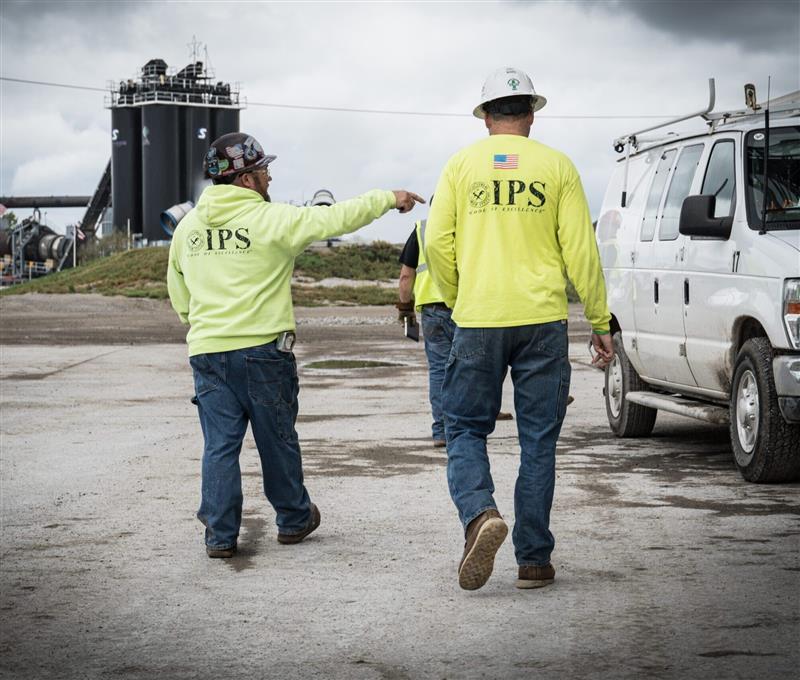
[1,76,107,93]
[1,75,677,119]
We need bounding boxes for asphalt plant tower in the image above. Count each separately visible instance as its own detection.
[107,46,242,242]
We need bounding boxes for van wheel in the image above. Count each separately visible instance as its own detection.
[730,338,800,482]
[605,332,657,437]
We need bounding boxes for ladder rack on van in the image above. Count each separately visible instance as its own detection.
[613,79,800,207]
[704,88,800,128]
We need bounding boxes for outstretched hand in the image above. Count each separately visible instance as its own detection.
[393,191,426,213]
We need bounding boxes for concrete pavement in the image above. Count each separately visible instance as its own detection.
[1,300,798,679]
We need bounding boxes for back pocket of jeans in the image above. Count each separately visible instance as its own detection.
[189,354,219,396]
[452,328,485,360]
[246,357,288,406]
[535,320,568,358]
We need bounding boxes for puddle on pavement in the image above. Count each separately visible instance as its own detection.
[224,512,268,573]
[554,424,800,517]
[698,651,778,658]
[305,360,401,370]
[297,411,422,423]
[300,438,445,478]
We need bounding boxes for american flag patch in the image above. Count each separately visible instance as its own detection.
[494,154,519,169]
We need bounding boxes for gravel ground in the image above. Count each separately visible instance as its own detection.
[1,295,798,679]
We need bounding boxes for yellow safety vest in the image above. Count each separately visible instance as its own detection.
[412,219,444,310]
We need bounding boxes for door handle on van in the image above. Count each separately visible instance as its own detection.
[654,278,659,304]
[684,278,690,305]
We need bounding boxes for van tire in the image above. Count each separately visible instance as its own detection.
[730,338,800,482]
[605,332,657,437]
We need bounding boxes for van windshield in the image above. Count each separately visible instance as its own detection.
[746,125,800,230]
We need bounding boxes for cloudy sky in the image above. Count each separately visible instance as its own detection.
[1,0,798,242]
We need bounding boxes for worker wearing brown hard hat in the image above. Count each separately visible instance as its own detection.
[168,131,424,558]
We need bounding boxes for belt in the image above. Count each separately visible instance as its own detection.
[422,302,450,311]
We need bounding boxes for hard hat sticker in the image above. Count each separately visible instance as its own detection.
[507,78,520,91]
[226,144,244,159]
[243,136,263,161]
[205,148,220,176]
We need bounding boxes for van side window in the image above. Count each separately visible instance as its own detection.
[701,140,736,218]
[641,149,677,241]
[659,144,705,240]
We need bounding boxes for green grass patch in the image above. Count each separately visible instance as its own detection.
[0,247,171,299]
[294,241,400,281]
[1,245,397,306]
[1,239,578,306]
[290,285,395,307]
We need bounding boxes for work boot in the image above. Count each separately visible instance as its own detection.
[277,503,321,545]
[496,412,514,421]
[433,439,446,448]
[206,544,237,559]
[458,509,508,590]
[516,564,555,589]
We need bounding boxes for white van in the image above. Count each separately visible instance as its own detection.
[595,80,800,482]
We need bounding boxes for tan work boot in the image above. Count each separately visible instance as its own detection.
[516,564,555,589]
[458,509,508,590]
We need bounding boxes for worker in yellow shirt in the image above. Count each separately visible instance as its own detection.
[168,132,424,558]
[425,67,614,591]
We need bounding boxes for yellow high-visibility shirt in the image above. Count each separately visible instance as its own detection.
[168,184,396,356]
[424,134,611,332]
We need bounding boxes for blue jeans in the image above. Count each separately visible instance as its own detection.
[442,320,571,566]
[190,343,313,550]
[421,304,455,441]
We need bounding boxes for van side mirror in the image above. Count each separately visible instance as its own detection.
[679,195,733,239]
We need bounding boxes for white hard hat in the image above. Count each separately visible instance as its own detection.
[311,189,335,207]
[473,67,547,119]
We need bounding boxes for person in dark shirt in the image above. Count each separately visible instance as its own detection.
[397,211,512,448]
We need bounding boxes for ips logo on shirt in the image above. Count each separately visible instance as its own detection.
[469,182,491,208]
[187,230,205,252]
[187,228,252,255]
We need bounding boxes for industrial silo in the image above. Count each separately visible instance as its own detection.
[182,106,211,203]
[108,52,242,241]
[110,106,142,234]
[212,108,240,143]
[141,105,181,242]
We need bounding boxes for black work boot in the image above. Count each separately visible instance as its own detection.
[277,504,321,545]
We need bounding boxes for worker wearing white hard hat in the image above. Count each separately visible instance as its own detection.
[472,66,547,119]
[424,66,613,592]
